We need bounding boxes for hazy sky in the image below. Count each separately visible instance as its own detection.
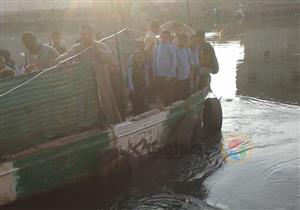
[0,0,94,12]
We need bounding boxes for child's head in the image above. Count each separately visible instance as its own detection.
[195,30,205,45]
[190,34,198,47]
[133,50,145,65]
[160,30,172,44]
[178,33,189,48]
[0,56,6,70]
[149,20,160,34]
[173,21,183,36]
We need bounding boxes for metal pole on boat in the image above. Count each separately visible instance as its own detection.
[110,0,123,80]
[110,0,126,120]
[186,0,192,27]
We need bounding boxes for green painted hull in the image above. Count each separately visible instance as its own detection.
[0,61,209,206]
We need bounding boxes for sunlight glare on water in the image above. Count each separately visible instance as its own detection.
[211,41,244,99]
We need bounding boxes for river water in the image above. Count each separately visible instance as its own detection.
[4,22,300,210]
[107,31,299,210]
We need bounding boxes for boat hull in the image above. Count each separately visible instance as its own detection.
[0,88,209,206]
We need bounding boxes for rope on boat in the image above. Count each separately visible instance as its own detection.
[0,27,128,98]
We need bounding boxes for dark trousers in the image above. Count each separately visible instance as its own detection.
[176,79,190,101]
[129,91,146,115]
[199,74,211,90]
[156,76,174,106]
[191,65,200,92]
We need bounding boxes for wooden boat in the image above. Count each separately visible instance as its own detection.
[0,60,222,206]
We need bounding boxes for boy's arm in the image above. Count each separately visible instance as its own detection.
[199,44,219,75]
[188,48,193,65]
[188,49,193,79]
[208,44,219,74]
[170,45,178,78]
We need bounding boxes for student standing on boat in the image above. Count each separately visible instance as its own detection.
[172,21,184,45]
[144,20,160,97]
[22,32,59,72]
[144,20,160,59]
[57,24,115,63]
[195,30,219,89]
[176,33,192,100]
[189,34,200,92]
[153,30,177,106]
[49,32,67,55]
[57,23,122,124]
[127,50,149,115]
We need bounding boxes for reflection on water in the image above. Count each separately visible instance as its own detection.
[211,41,244,98]
[237,26,300,104]
[211,26,300,105]
[118,22,300,210]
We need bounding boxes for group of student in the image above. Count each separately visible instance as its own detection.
[1,24,124,124]
[127,20,219,115]
[0,21,219,119]
[0,31,67,77]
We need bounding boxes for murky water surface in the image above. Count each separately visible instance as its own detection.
[114,27,300,210]
[5,23,300,210]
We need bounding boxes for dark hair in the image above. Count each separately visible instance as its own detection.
[178,33,188,41]
[22,31,37,42]
[149,20,160,30]
[195,30,205,38]
[160,29,171,36]
[80,23,94,34]
[52,31,61,37]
